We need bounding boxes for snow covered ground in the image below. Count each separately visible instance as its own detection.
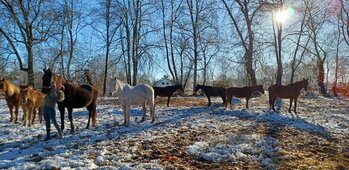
[0,94,348,169]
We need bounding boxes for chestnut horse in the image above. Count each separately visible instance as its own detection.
[20,85,45,127]
[153,85,184,107]
[0,78,24,124]
[268,79,308,113]
[42,68,98,133]
[195,84,226,106]
[225,85,264,109]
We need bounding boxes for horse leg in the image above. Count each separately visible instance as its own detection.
[246,97,249,109]
[14,105,19,124]
[92,104,97,127]
[68,108,74,134]
[58,105,65,131]
[31,108,37,125]
[122,105,127,126]
[207,96,211,106]
[39,106,43,124]
[225,95,230,108]
[86,107,91,129]
[28,107,34,127]
[86,102,97,128]
[141,102,146,122]
[271,97,276,112]
[289,99,293,113]
[294,98,298,114]
[167,96,170,107]
[149,102,155,123]
[125,105,130,126]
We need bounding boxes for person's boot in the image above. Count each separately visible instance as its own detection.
[44,129,51,141]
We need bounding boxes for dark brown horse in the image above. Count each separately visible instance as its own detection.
[225,85,264,109]
[42,68,98,133]
[153,85,184,107]
[195,84,226,106]
[268,79,308,113]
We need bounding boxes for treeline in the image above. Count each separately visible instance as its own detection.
[0,0,348,96]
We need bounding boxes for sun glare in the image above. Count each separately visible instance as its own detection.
[274,7,294,24]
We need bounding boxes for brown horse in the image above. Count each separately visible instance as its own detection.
[0,78,24,124]
[153,85,184,107]
[268,79,308,113]
[20,85,45,127]
[195,84,226,106]
[225,85,265,109]
[42,68,99,133]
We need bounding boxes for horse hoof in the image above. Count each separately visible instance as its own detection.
[70,130,75,134]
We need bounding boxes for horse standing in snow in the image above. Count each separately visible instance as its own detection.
[0,78,25,124]
[225,85,265,109]
[20,85,45,127]
[110,78,155,126]
[42,68,99,133]
[153,85,184,107]
[195,84,226,106]
[268,78,308,113]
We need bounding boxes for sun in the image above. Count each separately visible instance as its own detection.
[275,10,289,24]
[274,7,294,24]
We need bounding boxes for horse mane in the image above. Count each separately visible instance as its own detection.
[2,79,20,96]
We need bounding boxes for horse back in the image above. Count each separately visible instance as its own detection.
[4,83,21,106]
[227,87,247,98]
[205,86,225,97]
[61,83,98,108]
[153,86,176,97]
[32,90,45,108]
[268,84,300,99]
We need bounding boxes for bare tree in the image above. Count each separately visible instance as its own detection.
[221,0,266,85]
[271,0,284,85]
[117,0,157,85]
[160,0,183,84]
[0,0,59,86]
[340,0,349,47]
[289,0,309,83]
[304,0,330,96]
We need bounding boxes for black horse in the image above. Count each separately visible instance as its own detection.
[153,85,184,107]
[42,68,98,133]
[195,84,226,106]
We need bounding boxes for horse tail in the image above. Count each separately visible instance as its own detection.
[92,88,99,126]
[147,85,155,122]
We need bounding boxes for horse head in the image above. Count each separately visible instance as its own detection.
[258,85,265,94]
[19,85,33,104]
[42,68,65,94]
[42,68,54,94]
[194,84,202,93]
[0,78,7,94]
[109,77,122,96]
[303,78,309,91]
[179,85,185,94]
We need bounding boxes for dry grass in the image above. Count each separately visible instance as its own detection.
[97,95,349,169]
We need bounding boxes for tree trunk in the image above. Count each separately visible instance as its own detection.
[317,60,327,95]
[103,0,111,96]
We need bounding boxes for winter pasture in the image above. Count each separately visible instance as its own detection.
[0,93,348,169]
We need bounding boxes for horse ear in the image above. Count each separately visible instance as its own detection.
[60,85,65,91]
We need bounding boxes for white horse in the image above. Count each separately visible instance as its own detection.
[110,78,155,126]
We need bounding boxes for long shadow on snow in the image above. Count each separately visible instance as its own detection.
[212,109,332,139]
[0,106,211,168]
